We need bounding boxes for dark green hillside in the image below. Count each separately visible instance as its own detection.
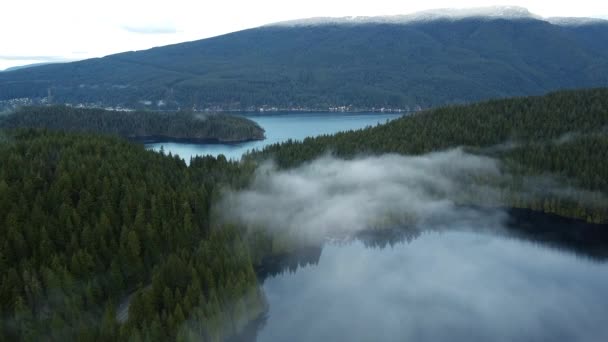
[248,88,608,222]
[1,17,607,110]
[0,130,264,341]
[0,106,265,143]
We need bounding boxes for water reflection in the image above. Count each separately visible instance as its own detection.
[505,208,608,260]
[255,247,323,282]
[244,210,608,342]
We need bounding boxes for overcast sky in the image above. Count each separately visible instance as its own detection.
[1,0,607,70]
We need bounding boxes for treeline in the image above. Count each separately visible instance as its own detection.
[0,106,265,143]
[247,88,608,223]
[0,130,265,341]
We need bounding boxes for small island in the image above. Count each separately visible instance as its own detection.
[0,105,265,143]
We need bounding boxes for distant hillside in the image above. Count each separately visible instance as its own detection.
[2,62,59,73]
[1,8,608,110]
[0,106,265,143]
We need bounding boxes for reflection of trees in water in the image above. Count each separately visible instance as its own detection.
[504,208,608,261]
[255,209,608,285]
[255,246,323,282]
[356,227,422,249]
[253,228,423,284]
[240,209,608,341]
[360,209,608,261]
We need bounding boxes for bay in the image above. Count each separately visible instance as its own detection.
[146,112,402,161]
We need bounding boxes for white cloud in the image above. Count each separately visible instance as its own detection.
[218,150,506,243]
[121,25,178,35]
[218,149,606,244]
[0,55,68,61]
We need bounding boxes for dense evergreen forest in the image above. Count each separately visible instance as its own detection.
[0,130,267,341]
[248,88,608,223]
[0,106,265,143]
[1,87,607,341]
[1,15,608,110]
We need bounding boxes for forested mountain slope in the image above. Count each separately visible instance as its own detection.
[0,130,267,341]
[1,11,608,110]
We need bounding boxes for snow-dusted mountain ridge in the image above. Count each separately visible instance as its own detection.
[269,6,606,27]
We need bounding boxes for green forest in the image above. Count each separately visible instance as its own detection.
[248,88,608,223]
[0,106,265,143]
[0,130,268,341]
[1,87,607,341]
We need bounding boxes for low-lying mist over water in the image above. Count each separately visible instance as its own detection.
[225,147,608,341]
[220,149,505,241]
[255,230,608,342]
[220,145,608,341]
[220,148,602,243]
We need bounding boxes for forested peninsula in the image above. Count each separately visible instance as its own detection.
[0,88,607,341]
[0,106,265,143]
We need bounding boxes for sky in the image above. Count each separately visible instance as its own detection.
[1,0,607,70]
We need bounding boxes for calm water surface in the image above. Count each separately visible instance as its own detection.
[255,226,608,342]
[146,112,608,341]
[146,112,402,161]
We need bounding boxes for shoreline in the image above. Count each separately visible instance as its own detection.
[132,135,266,145]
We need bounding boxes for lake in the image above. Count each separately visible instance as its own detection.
[148,111,608,341]
[146,112,402,161]
[247,210,608,342]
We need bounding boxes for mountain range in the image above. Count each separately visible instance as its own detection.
[1,6,607,111]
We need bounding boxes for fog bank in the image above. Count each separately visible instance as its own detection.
[219,149,507,240]
[218,149,604,242]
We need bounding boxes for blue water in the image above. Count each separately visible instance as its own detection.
[146,112,402,161]
[256,229,608,342]
[144,111,608,341]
